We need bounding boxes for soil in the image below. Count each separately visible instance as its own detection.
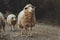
[0,23,60,40]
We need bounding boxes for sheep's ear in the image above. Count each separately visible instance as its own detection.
[32,6,36,8]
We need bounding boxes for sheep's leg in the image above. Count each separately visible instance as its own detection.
[30,27,32,36]
[0,29,1,32]
[3,23,5,32]
[18,24,21,30]
[3,26,5,32]
[11,25,14,31]
[0,28,1,32]
[20,28,24,36]
[28,27,32,37]
[25,27,29,37]
[0,26,2,32]
[18,25,24,36]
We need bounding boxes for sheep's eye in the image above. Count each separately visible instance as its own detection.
[12,17,13,19]
[25,7,28,9]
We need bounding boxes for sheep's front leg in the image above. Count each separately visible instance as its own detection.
[20,28,24,36]
[0,27,1,32]
[25,27,30,37]
[18,25,24,36]
[11,25,14,31]
[28,27,32,37]
[3,22,5,32]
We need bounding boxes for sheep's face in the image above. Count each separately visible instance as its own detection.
[11,16,16,21]
[11,16,16,25]
[24,4,36,13]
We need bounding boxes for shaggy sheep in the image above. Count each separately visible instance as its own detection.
[0,12,5,32]
[18,4,36,37]
[7,14,16,31]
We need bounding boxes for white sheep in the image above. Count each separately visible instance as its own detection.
[0,12,5,32]
[7,14,16,31]
[18,4,36,37]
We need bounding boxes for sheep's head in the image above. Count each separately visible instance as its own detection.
[11,14,16,21]
[24,4,36,13]
[10,14,16,25]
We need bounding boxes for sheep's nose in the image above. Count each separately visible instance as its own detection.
[14,18,16,20]
[31,10,33,11]
[31,10,33,12]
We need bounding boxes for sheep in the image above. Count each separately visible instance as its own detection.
[5,11,12,19]
[0,12,5,32]
[7,14,16,31]
[18,4,36,37]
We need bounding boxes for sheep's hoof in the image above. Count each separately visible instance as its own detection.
[25,35,32,38]
[10,30,14,32]
[28,35,32,37]
[20,33,24,37]
[21,34,25,37]
[3,30,5,32]
[3,29,5,32]
[25,34,32,37]
[27,34,33,37]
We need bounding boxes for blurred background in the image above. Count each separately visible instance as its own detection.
[0,0,60,25]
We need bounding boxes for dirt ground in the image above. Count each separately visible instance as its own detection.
[0,23,60,40]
